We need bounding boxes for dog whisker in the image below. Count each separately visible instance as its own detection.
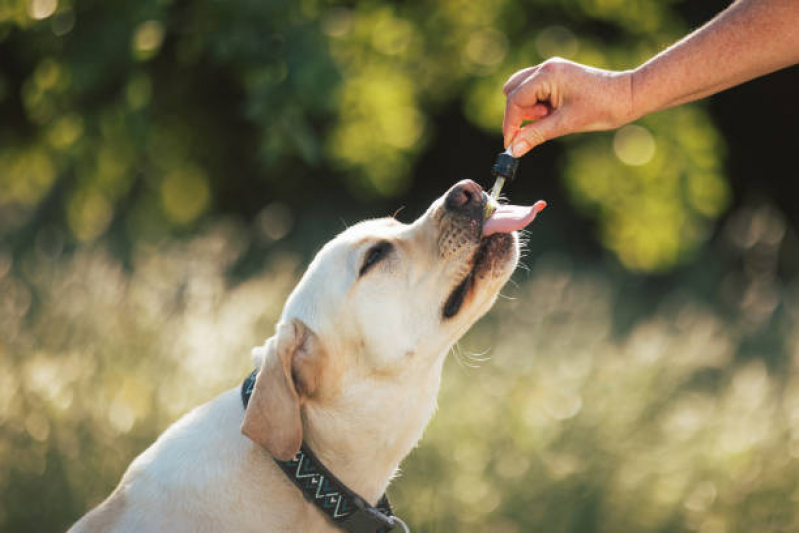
[465,355,491,361]
[497,292,517,301]
[451,343,490,368]
[457,344,493,366]
[466,346,490,357]
[451,343,471,370]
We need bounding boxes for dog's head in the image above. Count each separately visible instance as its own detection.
[242,180,545,461]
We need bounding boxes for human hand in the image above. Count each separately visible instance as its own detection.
[503,58,635,157]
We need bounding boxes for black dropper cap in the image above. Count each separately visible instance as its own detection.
[491,151,519,181]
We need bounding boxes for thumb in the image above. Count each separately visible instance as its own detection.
[509,112,569,157]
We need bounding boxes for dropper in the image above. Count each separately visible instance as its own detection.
[485,146,520,218]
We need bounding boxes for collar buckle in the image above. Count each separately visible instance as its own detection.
[340,496,401,533]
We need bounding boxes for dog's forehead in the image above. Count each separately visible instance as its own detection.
[335,217,405,244]
[280,217,407,331]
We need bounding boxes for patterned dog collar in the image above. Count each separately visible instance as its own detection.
[241,370,409,533]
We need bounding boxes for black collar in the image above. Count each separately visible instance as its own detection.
[241,370,408,533]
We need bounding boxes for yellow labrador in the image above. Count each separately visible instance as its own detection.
[69,180,545,532]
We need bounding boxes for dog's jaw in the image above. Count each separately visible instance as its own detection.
[442,232,517,319]
[300,350,448,506]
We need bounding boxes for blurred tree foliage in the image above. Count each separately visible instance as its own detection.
[2,0,798,531]
[3,217,799,532]
[2,0,729,271]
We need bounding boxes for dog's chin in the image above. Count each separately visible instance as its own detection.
[442,233,516,319]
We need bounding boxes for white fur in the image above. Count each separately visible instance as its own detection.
[69,182,519,532]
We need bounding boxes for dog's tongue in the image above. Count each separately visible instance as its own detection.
[483,201,547,236]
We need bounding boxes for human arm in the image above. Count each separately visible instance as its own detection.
[503,0,799,157]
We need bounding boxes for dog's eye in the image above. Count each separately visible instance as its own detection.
[359,241,393,277]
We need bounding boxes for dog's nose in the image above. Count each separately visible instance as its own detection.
[444,180,484,214]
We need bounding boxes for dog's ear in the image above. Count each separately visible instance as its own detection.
[241,319,324,460]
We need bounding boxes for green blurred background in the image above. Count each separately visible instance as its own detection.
[2,0,799,531]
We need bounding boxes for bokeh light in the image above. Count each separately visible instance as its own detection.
[255,202,295,242]
[27,0,56,21]
[535,26,580,59]
[133,20,165,60]
[614,124,656,166]
[1,0,797,530]
[50,8,74,35]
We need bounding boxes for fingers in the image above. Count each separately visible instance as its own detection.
[503,102,550,147]
[526,103,551,120]
[503,101,523,147]
[503,70,555,145]
[503,66,537,95]
[509,112,568,157]
[503,66,545,145]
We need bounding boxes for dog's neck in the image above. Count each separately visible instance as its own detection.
[300,353,447,505]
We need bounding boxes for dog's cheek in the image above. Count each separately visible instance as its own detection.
[303,344,348,404]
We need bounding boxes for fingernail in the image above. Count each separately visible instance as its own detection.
[511,141,529,158]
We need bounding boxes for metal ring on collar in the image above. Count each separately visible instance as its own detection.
[390,516,410,533]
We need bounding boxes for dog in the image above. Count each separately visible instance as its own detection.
[69,179,545,532]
